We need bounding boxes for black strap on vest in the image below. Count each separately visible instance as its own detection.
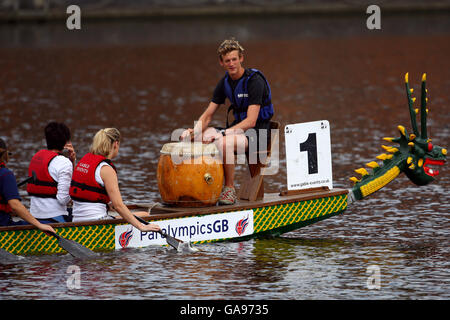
[31,180,58,187]
[70,180,108,195]
[226,105,235,128]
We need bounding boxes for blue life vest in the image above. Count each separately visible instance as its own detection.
[223,68,274,127]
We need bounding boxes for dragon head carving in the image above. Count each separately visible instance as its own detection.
[400,73,446,185]
[349,73,447,201]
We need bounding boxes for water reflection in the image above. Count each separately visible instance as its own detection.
[2,235,447,299]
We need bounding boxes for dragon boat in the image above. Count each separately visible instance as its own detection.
[0,73,446,256]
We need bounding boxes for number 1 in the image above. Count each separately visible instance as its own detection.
[299,133,318,174]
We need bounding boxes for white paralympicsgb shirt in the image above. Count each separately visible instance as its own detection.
[30,155,73,219]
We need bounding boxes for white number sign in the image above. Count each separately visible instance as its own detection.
[284,120,333,190]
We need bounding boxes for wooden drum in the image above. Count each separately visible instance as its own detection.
[157,142,224,207]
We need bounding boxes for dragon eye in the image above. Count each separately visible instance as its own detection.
[427,142,433,152]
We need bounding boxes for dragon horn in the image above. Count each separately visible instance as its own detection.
[405,73,419,136]
[420,73,428,139]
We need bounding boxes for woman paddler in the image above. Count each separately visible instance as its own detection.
[69,128,160,233]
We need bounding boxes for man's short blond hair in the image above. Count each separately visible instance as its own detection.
[218,38,244,60]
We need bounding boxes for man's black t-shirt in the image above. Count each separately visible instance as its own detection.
[211,69,269,107]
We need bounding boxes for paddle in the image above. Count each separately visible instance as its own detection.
[46,231,98,259]
[17,171,36,187]
[133,215,198,252]
[14,171,96,259]
[0,247,23,263]
[1,232,97,261]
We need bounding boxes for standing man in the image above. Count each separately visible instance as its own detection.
[0,137,56,233]
[27,122,76,223]
[181,38,274,205]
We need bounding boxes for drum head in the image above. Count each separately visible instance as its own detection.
[160,142,219,157]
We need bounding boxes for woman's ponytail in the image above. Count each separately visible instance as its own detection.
[90,128,121,157]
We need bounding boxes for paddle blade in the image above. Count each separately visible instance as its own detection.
[177,242,200,253]
[50,233,97,259]
[59,238,97,259]
[163,233,180,251]
[161,232,199,253]
[0,248,22,263]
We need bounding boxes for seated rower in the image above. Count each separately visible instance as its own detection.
[70,128,160,233]
[0,138,56,233]
[27,122,76,223]
[181,38,274,205]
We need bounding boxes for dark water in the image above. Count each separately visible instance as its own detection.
[0,12,449,300]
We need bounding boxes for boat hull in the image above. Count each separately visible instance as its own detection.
[0,188,348,256]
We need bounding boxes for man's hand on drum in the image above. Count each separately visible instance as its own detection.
[180,128,194,142]
[202,129,222,144]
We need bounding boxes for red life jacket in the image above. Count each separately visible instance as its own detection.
[69,153,116,204]
[0,162,13,215]
[26,150,59,198]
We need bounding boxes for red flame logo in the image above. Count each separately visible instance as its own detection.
[235,215,249,236]
[119,228,133,248]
